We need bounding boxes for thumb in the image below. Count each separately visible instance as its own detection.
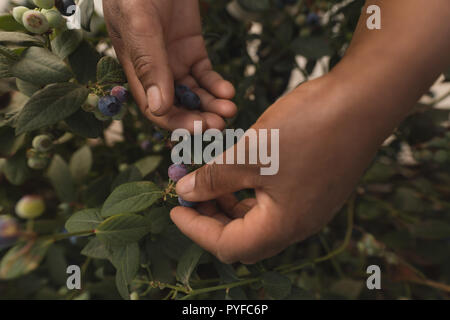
[126,14,174,116]
[176,163,261,202]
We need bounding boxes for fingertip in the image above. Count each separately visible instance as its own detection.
[216,80,235,99]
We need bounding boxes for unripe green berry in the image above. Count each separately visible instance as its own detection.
[33,0,55,10]
[22,10,50,34]
[12,6,29,25]
[82,94,99,112]
[28,156,49,170]
[32,135,53,152]
[42,9,65,28]
[130,292,139,300]
[15,195,46,219]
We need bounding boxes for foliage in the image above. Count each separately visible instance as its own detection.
[0,0,449,300]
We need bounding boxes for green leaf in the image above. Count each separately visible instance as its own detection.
[11,47,73,86]
[79,0,95,32]
[46,244,68,286]
[47,155,77,203]
[145,207,171,235]
[65,109,104,138]
[0,240,53,280]
[262,272,292,299]
[101,181,163,217]
[51,29,83,59]
[3,149,30,186]
[0,14,27,32]
[70,145,92,184]
[411,220,450,240]
[111,243,140,284]
[0,45,19,61]
[134,155,163,177]
[96,213,151,245]
[291,37,332,59]
[65,209,103,233]
[69,40,100,84]
[111,165,143,191]
[81,237,112,259]
[0,32,45,47]
[96,56,126,85]
[115,269,130,300]
[0,56,12,78]
[15,83,88,135]
[176,244,205,286]
[16,78,41,97]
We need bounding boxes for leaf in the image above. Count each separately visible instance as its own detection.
[79,0,95,32]
[411,220,450,240]
[51,29,83,59]
[115,269,130,300]
[0,32,45,47]
[111,243,140,283]
[11,47,72,86]
[16,78,41,97]
[0,127,25,157]
[81,238,112,259]
[262,272,292,299]
[65,209,103,233]
[0,45,19,61]
[134,156,163,177]
[3,149,30,186]
[68,40,100,84]
[0,14,26,32]
[0,56,12,78]
[101,181,163,217]
[96,56,126,84]
[65,109,104,138]
[70,146,92,184]
[15,83,88,135]
[47,155,77,203]
[96,213,151,245]
[46,244,68,286]
[176,244,205,286]
[145,207,171,235]
[111,165,143,191]
[291,36,332,59]
[0,240,53,280]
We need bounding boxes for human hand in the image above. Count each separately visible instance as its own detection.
[102,0,236,132]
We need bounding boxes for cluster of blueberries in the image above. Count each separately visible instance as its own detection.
[98,86,128,117]
[168,164,197,208]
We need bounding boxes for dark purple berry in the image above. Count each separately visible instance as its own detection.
[153,132,164,141]
[111,86,128,103]
[306,12,320,26]
[55,0,77,17]
[175,84,190,100]
[168,164,188,182]
[178,197,197,208]
[0,215,20,249]
[98,95,122,117]
[181,91,201,110]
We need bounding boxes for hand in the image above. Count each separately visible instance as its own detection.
[102,0,236,132]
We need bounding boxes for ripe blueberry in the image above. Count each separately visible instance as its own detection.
[33,0,55,9]
[0,215,20,249]
[175,84,190,100]
[22,11,50,34]
[178,197,197,208]
[32,135,53,152]
[98,95,122,117]
[168,164,188,182]
[306,12,320,26]
[12,6,29,25]
[180,91,201,110]
[111,86,128,103]
[15,195,46,219]
[55,0,77,17]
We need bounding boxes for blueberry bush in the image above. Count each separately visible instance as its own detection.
[0,0,449,300]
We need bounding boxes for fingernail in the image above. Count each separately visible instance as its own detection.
[177,174,195,195]
[147,86,162,113]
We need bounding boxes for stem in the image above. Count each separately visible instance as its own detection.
[44,230,95,242]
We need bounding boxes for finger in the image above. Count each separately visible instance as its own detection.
[170,204,285,264]
[192,58,236,99]
[196,201,231,224]
[120,4,174,116]
[176,163,261,202]
[216,194,256,219]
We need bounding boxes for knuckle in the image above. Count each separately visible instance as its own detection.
[133,54,154,80]
[197,164,219,193]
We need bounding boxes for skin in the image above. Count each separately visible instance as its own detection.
[104,0,450,264]
[102,0,237,132]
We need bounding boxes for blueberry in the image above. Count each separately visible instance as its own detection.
[178,197,197,208]
[12,6,29,25]
[33,0,55,9]
[306,12,320,26]
[15,195,46,219]
[175,84,190,100]
[42,9,65,29]
[55,0,77,17]
[22,11,49,34]
[111,86,128,103]
[98,95,122,117]
[0,215,20,249]
[168,164,188,182]
[180,91,201,110]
